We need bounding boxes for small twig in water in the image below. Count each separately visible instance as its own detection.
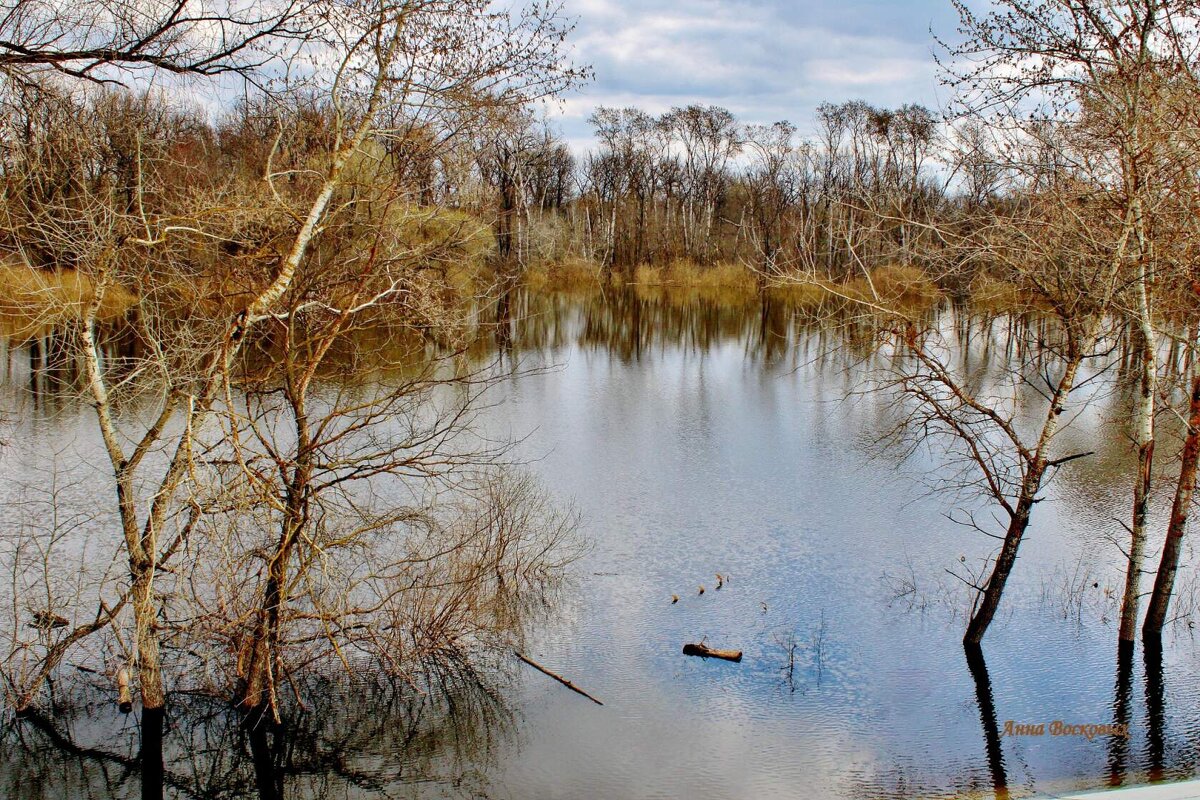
[514,651,603,706]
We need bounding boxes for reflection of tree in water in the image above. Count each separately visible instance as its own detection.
[965,644,1010,800]
[2,665,517,799]
[834,646,1018,800]
[1107,641,1135,788]
[845,642,1200,800]
[483,286,905,368]
[1143,639,1165,783]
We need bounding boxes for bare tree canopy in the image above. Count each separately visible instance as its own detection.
[0,0,318,82]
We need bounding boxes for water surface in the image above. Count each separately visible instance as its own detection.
[3,289,1199,799]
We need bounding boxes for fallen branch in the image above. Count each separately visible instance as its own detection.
[1046,451,1095,468]
[683,642,743,662]
[514,651,603,706]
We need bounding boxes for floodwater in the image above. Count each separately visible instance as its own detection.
[3,288,1200,799]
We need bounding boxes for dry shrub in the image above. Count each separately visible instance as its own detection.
[174,468,581,695]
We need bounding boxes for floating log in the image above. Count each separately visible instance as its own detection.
[683,643,743,662]
[514,651,603,706]
[117,667,132,713]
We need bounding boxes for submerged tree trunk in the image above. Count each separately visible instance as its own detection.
[130,562,166,710]
[238,550,291,713]
[1143,374,1200,637]
[1120,292,1157,643]
[239,463,309,714]
[964,346,1087,645]
[239,364,315,716]
[964,478,1042,645]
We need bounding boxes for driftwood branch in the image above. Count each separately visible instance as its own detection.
[682,642,743,662]
[514,651,603,706]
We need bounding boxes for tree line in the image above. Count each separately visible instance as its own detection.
[467,100,945,281]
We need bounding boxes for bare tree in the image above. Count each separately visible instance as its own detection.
[0,0,584,725]
[743,121,798,278]
[0,0,317,84]
[947,0,1200,646]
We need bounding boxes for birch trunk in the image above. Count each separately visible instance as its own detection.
[1119,262,1156,643]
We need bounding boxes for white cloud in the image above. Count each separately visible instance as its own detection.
[807,57,929,87]
[549,0,960,143]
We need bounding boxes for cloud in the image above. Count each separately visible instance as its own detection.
[806,58,929,88]
[550,0,959,144]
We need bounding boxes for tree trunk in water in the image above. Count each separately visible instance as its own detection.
[240,454,309,714]
[241,374,313,715]
[130,560,165,710]
[1120,320,1156,643]
[964,488,1038,645]
[964,344,1088,645]
[239,544,291,713]
[1143,374,1200,637]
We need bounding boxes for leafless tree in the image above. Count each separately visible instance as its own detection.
[0,0,318,84]
[0,0,584,732]
[947,0,1200,645]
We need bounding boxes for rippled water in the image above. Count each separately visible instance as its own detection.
[3,289,1200,799]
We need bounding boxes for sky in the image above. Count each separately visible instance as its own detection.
[546,0,964,148]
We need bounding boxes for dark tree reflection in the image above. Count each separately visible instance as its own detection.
[1143,638,1165,783]
[964,644,1009,800]
[2,666,516,800]
[1107,641,1135,788]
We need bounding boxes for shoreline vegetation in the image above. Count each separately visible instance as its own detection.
[523,258,946,310]
[0,254,1009,342]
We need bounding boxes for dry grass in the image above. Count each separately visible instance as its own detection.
[968,271,1036,313]
[769,280,836,309]
[519,258,945,314]
[633,259,758,292]
[632,260,759,306]
[523,257,605,292]
[841,264,943,307]
[0,262,136,339]
[770,264,942,312]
